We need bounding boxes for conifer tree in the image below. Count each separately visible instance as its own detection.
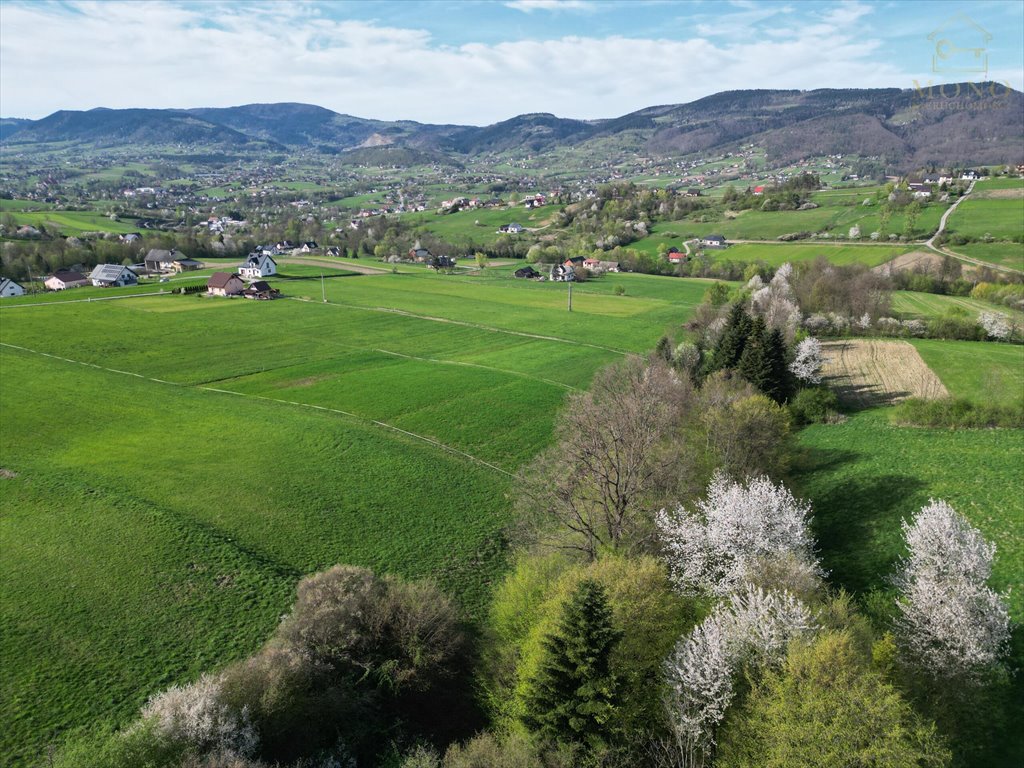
[525,579,623,754]
[762,328,793,403]
[737,316,770,392]
[713,303,752,370]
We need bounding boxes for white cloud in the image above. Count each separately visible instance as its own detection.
[0,0,1017,126]
[504,0,592,12]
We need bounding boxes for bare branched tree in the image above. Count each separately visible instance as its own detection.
[514,355,695,560]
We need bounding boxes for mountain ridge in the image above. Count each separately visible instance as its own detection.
[3,84,1021,169]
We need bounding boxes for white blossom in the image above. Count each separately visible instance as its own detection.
[745,274,764,291]
[141,673,258,756]
[857,312,872,330]
[978,311,1010,340]
[894,500,1010,681]
[789,336,827,384]
[749,264,801,340]
[664,586,815,766]
[657,473,822,597]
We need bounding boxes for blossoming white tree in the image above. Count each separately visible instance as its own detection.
[978,311,1010,340]
[141,673,258,757]
[656,473,822,597]
[664,586,815,767]
[893,500,1010,682]
[789,336,827,384]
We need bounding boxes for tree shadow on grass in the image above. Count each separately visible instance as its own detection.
[806,473,928,597]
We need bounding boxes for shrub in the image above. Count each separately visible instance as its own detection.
[891,397,1024,429]
[788,386,840,425]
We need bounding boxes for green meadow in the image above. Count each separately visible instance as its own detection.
[946,198,1024,241]
[794,410,1023,618]
[951,241,1024,271]
[0,269,706,764]
[1,210,141,235]
[892,291,1024,324]
[705,242,908,267]
[908,339,1024,404]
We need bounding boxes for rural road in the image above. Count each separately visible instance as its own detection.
[922,180,1019,274]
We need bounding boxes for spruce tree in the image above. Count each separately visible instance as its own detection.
[525,579,623,754]
[762,328,793,404]
[737,316,771,393]
[713,303,752,371]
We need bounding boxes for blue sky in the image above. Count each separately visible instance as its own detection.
[1,0,1021,124]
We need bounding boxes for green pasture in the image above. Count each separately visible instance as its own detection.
[794,409,1023,619]
[972,177,1024,193]
[892,291,1024,323]
[0,268,718,763]
[908,339,1024,404]
[950,241,1024,271]
[1,210,141,235]
[706,242,908,267]
[946,198,1024,241]
[656,201,946,241]
[404,204,558,246]
[0,199,54,212]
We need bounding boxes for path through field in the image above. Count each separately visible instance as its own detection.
[821,339,948,408]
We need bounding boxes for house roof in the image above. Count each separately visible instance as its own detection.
[704,234,725,240]
[50,270,87,283]
[173,258,202,266]
[208,272,242,289]
[0,278,23,290]
[247,281,273,292]
[145,248,173,262]
[89,264,135,281]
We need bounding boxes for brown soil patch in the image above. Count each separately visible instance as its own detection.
[821,339,948,409]
[872,251,943,274]
[973,188,1024,199]
[0,468,18,479]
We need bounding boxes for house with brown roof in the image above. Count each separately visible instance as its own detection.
[207,272,245,297]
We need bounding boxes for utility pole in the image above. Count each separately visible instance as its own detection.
[567,279,572,312]
[321,272,326,303]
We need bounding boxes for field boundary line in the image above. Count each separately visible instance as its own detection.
[0,290,169,309]
[287,297,630,355]
[1,342,514,478]
[373,348,578,391]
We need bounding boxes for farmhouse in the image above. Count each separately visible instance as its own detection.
[144,248,187,272]
[119,233,142,244]
[514,265,542,279]
[0,277,26,297]
[668,249,686,264]
[498,223,524,234]
[300,241,319,253]
[325,246,341,257]
[908,182,933,199]
[550,260,576,282]
[409,247,432,262]
[685,188,702,197]
[207,272,245,297]
[44,270,89,291]
[239,252,277,279]
[700,234,727,249]
[243,280,279,300]
[426,254,455,270]
[89,264,138,287]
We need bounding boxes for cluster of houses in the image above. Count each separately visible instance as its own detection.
[206,272,279,300]
[497,223,524,234]
[513,256,620,282]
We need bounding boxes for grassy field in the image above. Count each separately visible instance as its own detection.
[0,269,710,765]
[949,241,1024,271]
[1,210,141,235]
[404,204,559,246]
[892,291,1024,323]
[794,409,1023,618]
[909,339,1024,404]
[946,198,1024,241]
[706,242,909,267]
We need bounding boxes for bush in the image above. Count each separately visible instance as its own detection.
[788,386,841,425]
[891,397,1024,429]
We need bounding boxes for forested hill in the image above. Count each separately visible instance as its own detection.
[3,84,1021,169]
